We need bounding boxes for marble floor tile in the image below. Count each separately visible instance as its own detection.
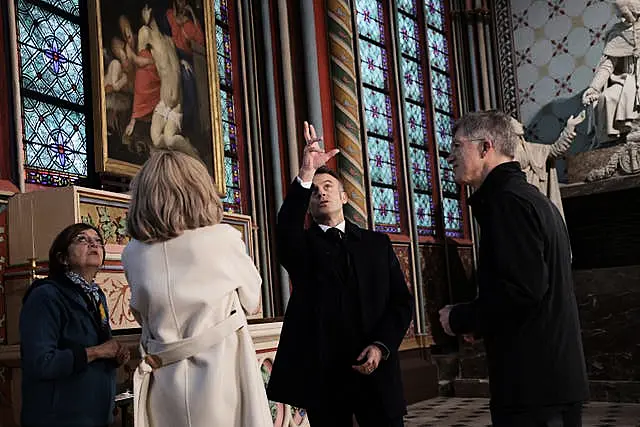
[404,397,640,427]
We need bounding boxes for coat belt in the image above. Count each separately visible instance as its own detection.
[133,310,245,427]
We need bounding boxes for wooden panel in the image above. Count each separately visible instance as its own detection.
[419,244,447,343]
[8,187,77,265]
[392,243,416,339]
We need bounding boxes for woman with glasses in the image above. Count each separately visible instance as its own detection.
[20,223,130,427]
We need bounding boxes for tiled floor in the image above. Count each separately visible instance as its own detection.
[405,397,640,426]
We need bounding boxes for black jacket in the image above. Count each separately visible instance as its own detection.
[449,162,589,409]
[266,180,413,417]
[20,275,116,427]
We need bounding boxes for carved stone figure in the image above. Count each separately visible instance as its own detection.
[582,0,640,146]
[511,111,585,220]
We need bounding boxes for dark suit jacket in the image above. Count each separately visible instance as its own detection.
[449,162,589,410]
[266,180,413,417]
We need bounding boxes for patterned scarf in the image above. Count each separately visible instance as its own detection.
[66,271,110,332]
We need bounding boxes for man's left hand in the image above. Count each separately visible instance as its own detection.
[439,305,455,336]
[352,344,382,375]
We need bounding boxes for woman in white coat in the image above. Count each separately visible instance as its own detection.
[122,149,273,427]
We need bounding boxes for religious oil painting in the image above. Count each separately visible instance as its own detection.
[88,0,225,192]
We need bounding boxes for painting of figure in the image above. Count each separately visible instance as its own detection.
[89,0,223,189]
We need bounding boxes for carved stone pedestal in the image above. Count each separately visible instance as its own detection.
[567,144,640,183]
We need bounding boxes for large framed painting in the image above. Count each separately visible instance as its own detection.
[88,0,225,194]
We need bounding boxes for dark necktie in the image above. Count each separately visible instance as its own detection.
[325,227,344,243]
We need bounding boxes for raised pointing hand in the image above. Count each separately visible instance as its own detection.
[300,121,339,177]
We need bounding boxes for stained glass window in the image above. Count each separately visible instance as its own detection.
[426,0,445,30]
[368,137,398,186]
[427,30,449,72]
[443,197,462,237]
[372,187,401,233]
[439,157,458,194]
[39,0,79,16]
[215,0,243,213]
[424,0,464,237]
[395,0,438,236]
[16,0,88,186]
[355,0,402,233]
[409,147,431,192]
[414,193,435,234]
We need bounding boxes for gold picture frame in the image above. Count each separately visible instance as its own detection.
[88,0,225,195]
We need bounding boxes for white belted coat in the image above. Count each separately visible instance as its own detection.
[122,224,273,427]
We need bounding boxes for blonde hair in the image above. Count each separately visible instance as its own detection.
[127,149,223,243]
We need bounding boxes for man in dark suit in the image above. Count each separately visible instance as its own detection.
[439,111,589,427]
[267,122,414,427]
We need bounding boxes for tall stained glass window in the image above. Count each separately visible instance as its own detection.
[395,0,436,236]
[354,0,466,239]
[355,0,403,233]
[214,0,243,213]
[425,0,463,237]
[16,0,88,186]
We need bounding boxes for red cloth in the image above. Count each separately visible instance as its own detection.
[131,50,161,119]
[166,9,205,56]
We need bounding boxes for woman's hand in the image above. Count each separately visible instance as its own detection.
[86,339,122,363]
[116,345,131,366]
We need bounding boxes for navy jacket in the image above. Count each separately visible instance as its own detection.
[20,275,116,427]
[449,162,588,410]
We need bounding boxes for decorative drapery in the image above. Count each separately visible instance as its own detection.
[327,0,368,228]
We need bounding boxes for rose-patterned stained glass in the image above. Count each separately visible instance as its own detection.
[426,0,445,30]
[219,89,235,123]
[39,0,79,16]
[214,0,228,22]
[219,91,237,154]
[224,156,242,213]
[414,193,435,235]
[17,0,84,105]
[26,168,76,186]
[372,187,401,233]
[434,112,454,152]
[427,29,449,72]
[368,136,397,186]
[215,25,232,88]
[358,39,388,89]
[431,71,453,113]
[409,147,431,191]
[443,197,463,237]
[16,0,88,185]
[401,57,423,103]
[22,96,87,177]
[215,0,242,212]
[397,0,417,15]
[439,157,458,194]
[221,120,237,154]
[355,0,385,42]
[404,102,428,146]
[398,14,420,59]
[362,88,393,137]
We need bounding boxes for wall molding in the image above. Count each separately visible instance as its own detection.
[491,0,520,119]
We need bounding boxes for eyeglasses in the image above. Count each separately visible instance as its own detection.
[451,137,486,152]
[72,234,105,247]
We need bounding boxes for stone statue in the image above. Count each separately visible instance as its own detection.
[582,0,640,146]
[511,111,586,220]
